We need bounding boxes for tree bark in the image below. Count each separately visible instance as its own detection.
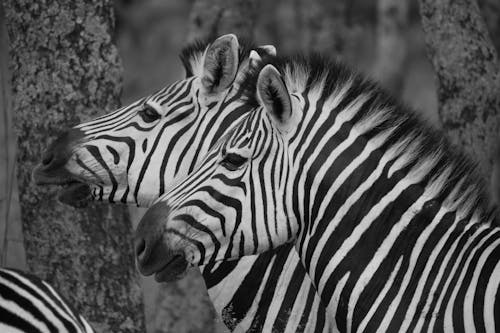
[478,0,500,54]
[373,0,409,96]
[0,1,26,271]
[188,0,256,42]
[419,0,500,180]
[3,1,145,331]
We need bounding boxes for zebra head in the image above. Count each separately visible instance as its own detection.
[135,64,302,281]
[33,34,275,207]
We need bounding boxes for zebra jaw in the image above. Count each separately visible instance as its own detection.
[57,181,93,208]
[33,167,94,208]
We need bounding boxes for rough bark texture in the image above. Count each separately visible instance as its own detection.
[3,1,145,331]
[0,2,26,271]
[373,0,409,95]
[188,0,256,42]
[147,269,223,333]
[419,0,500,179]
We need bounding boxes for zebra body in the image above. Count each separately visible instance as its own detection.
[138,54,500,331]
[0,268,93,333]
[34,35,332,332]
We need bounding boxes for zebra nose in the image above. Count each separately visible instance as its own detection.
[39,147,67,171]
[38,128,85,171]
[134,201,171,275]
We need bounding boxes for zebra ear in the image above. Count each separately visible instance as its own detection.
[202,34,239,94]
[248,50,262,68]
[248,45,276,68]
[257,65,292,131]
[257,45,277,56]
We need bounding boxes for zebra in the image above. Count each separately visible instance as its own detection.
[135,54,500,332]
[33,35,332,332]
[0,267,94,333]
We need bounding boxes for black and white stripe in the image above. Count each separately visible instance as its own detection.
[41,36,332,332]
[151,54,500,332]
[0,268,93,333]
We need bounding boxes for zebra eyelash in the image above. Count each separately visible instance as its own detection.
[138,104,161,123]
[221,148,248,171]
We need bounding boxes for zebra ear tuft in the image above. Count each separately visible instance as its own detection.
[201,34,239,94]
[257,65,292,130]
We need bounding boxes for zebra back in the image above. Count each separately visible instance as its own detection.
[0,268,94,333]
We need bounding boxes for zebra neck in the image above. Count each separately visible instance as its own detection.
[287,94,500,330]
[298,209,500,332]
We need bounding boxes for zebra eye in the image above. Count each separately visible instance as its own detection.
[139,105,161,123]
[221,152,247,171]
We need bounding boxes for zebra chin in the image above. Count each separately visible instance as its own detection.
[57,182,94,208]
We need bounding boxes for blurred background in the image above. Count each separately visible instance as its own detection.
[1,0,499,332]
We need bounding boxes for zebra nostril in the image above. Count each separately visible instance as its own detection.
[135,238,146,260]
[41,151,54,166]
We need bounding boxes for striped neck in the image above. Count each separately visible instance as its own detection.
[283,79,500,331]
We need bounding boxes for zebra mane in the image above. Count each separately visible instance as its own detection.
[179,38,261,78]
[240,53,498,226]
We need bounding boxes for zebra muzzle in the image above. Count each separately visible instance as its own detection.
[135,201,189,281]
[135,236,188,282]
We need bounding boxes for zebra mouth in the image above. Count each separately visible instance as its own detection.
[33,167,93,208]
[154,254,188,282]
[57,181,92,208]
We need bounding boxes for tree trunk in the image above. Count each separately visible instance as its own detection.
[419,0,500,181]
[188,0,256,42]
[0,2,26,271]
[3,1,145,332]
[373,0,409,96]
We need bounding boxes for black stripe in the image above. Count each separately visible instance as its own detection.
[382,201,448,331]
[271,246,309,332]
[134,110,192,203]
[182,199,227,237]
[76,157,104,185]
[428,228,490,331]
[248,248,289,331]
[405,211,460,332]
[0,307,44,333]
[221,251,274,330]
[297,281,317,332]
[86,145,118,203]
[158,109,196,195]
[201,260,239,289]
[0,277,60,332]
[473,243,500,332]
[165,228,206,265]
[106,145,119,165]
[453,231,499,333]
[114,121,151,132]
[1,269,83,332]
